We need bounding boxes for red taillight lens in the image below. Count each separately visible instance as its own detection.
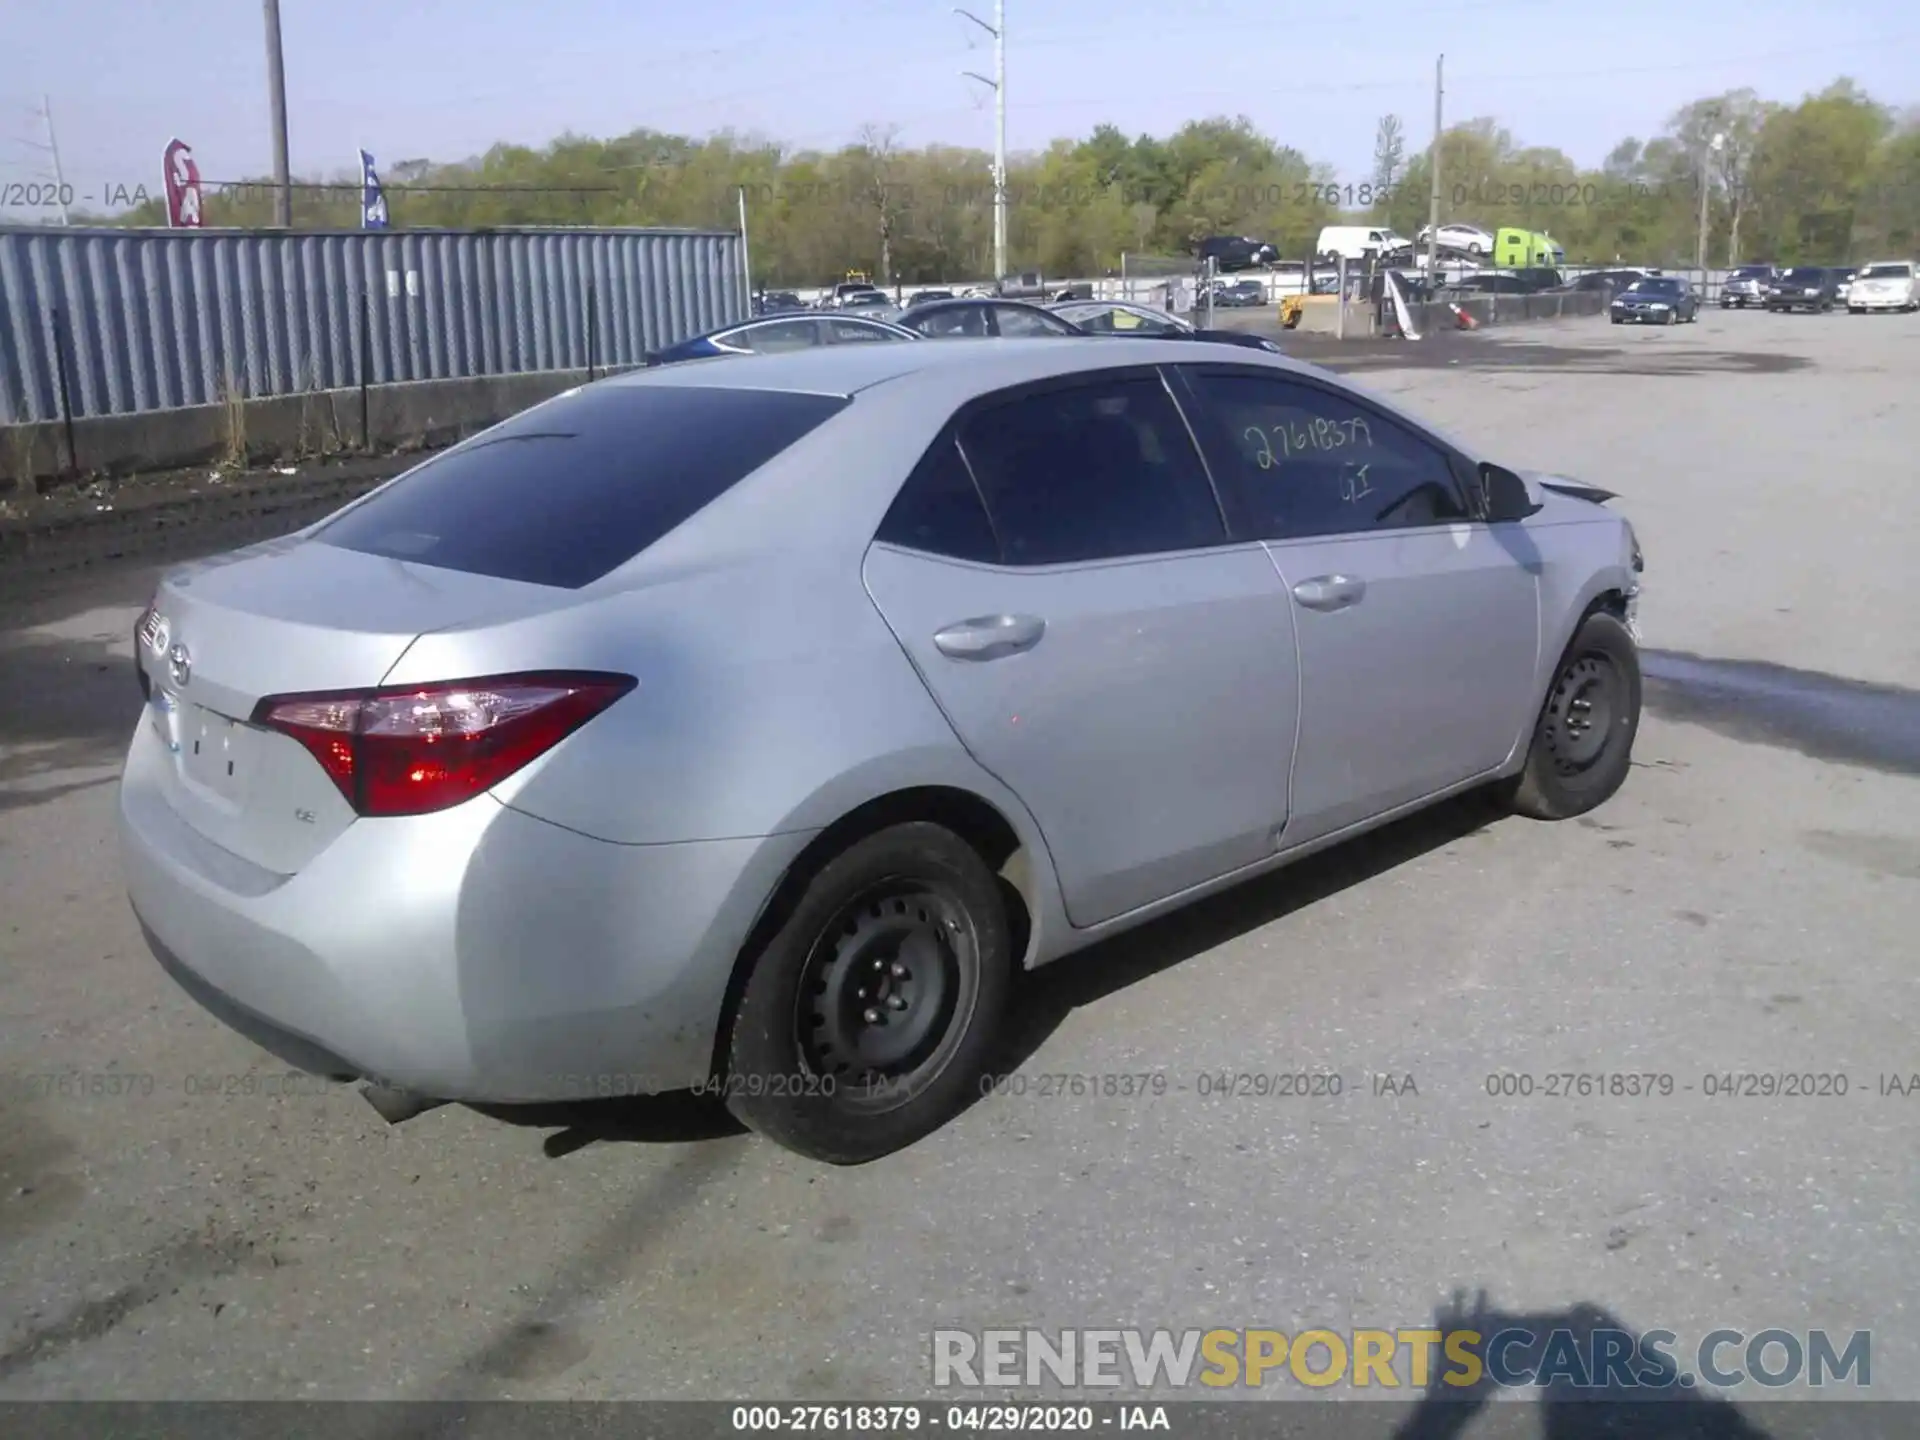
[252,672,635,818]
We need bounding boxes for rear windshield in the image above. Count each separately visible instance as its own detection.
[1782,268,1825,280]
[316,384,849,588]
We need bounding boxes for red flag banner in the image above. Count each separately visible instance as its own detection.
[163,138,203,227]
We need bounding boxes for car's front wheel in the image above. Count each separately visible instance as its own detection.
[1497,612,1642,821]
[723,822,1012,1164]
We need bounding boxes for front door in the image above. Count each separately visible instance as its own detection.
[1177,365,1541,843]
[863,370,1301,928]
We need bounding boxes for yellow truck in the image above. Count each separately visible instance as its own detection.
[1492,228,1566,268]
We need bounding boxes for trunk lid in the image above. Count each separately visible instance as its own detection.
[137,537,569,875]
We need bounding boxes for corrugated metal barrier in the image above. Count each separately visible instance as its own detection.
[0,226,746,424]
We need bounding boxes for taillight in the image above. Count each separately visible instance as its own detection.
[135,589,162,700]
[252,672,635,818]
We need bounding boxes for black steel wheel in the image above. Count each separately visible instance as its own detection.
[1497,612,1642,820]
[723,821,1010,1163]
[797,882,972,1099]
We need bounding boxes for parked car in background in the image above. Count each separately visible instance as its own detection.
[1765,267,1840,312]
[1199,235,1279,272]
[825,282,885,308]
[1206,279,1267,309]
[1609,275,1698,324]
[754,290,807,315]
[1847,260,1919,312]
[905,290,956,308]
[645,313,919,365]
[123,337,1644,1164]
[895,298,1084,338]
[1416,222,1496,255]
[838,291,898,315]
[1831,267,1858,302]
[1315,225,1410,262]
[1571,268,1648,297]
[1045,300,1286,354]
[1719,264,1777,308]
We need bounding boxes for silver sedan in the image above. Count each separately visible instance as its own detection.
[122,339,1645,1163]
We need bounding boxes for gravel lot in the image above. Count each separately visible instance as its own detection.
[1,310,1917,1432]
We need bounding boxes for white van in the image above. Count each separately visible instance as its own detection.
[1315,225,1409,261]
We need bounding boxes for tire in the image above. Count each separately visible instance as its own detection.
[1663,309,1675,325]
[722,821,1012,1164]
[1497,612,1642,821]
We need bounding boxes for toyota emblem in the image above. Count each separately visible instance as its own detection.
[167,643,192,688]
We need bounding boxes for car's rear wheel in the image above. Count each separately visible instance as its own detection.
[723,822,1011,1164]
[1497,612,1642,821]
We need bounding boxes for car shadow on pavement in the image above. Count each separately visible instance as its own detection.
[468,1088,746,1158]
[992,787,1508,1080]
[1389,1290,1780,1440]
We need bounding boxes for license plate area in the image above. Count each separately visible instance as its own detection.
[179,704,259,803]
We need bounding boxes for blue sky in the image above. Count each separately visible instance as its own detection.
[3,0,1917,218]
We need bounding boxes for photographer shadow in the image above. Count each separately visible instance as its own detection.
[1392,1290,1777,1440]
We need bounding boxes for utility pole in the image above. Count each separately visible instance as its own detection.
[956,0,1007,285]
[1696,129,1724,288]
[41,95,72,226]
[1425,55,1443,283]
[263,0,292,226]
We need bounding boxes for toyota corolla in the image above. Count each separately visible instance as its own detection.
[123,340,1644,1164]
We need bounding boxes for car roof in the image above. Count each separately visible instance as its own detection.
[605,334,1325,399]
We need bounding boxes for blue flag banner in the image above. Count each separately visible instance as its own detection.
[359,149,390,229]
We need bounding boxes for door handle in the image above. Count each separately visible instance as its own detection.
[1291,574,1367,611]
[933,614,1047,661]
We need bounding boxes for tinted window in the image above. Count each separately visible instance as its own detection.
[318,385,849,588]
[720,319,821,353]
[957,376,1225,565]
[875,438,999,563]
[1861,263,1912,278]
[993,305,1076,336]
[1188,371,1470,540]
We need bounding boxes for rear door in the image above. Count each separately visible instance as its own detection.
[863,367,1300,928]
[1178,363,1540,843]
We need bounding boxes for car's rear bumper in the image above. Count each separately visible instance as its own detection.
[119,725,813,1102]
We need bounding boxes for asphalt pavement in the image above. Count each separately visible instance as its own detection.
[1,309,1917,1430]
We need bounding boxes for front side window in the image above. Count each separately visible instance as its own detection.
[716,319,822,353]
[1186,370,1471,540]
[957,376,1225,565]
[992,305,1078,337]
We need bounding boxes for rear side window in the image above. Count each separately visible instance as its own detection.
[317,385,849,588]
[876,438,1000,563]
[957,376,1226,565]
